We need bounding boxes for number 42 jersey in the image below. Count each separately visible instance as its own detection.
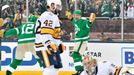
[37,11,60,35]
[4,22,36,44]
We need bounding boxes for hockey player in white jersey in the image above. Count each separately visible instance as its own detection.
[81,51,134,75]
[35,0,63,75]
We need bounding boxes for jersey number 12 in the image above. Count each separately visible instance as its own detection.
[22,24,34,34]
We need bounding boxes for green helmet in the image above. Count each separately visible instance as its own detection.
[73,10,82,15]
[28,15,38,22]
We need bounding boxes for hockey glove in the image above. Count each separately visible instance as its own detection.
[65,10,73,20]
[89,13,96,23]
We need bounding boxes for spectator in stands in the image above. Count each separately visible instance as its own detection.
[13,10,21,27]
[112,0,121,17]
[94,0,102,16]
[101,0,113,17]
[15,0,23,12]
[37,0,47,14]
[127,3,134,18]
[66,0,124,17]
[119,2,127,18]
[34,10,39,16]
[87,3,97,16]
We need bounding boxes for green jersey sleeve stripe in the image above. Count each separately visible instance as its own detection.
[86,24,90,28]
[74,62,83,67]
[15,28,19,35]
[75,36,89,40]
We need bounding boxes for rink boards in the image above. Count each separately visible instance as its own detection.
[0,42,134,74]
[0,71,76,75]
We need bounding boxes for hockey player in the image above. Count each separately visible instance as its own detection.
[35,0,64,75]
[81,52,134,75]
[0,15,43,75]
[66,10,96,75]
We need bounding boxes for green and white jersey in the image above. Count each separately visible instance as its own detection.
[72,18,92,42]
[4,22,36,44]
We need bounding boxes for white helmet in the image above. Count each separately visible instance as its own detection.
[47,0,62,11]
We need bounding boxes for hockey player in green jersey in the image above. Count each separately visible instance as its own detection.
[1,15,43,75]
[66,10,96,75]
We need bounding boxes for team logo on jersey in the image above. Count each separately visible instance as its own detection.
[121,47,134,68]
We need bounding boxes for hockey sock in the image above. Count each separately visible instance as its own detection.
[54,52,63,69]
[71,52,84,72]
[9,59,22,72]
[36,58,43,67]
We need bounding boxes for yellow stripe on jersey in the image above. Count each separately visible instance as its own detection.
[53,27,62,39]
[114,66,122,75]
[41,50,50,67]
[35,44,44,48]
[35,43,44,48]
[41,27,54,35]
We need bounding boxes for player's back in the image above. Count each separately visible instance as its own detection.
[39,11,60,30]
[97,61,116,75]
[95,61,130,75]
[17,22,36,44]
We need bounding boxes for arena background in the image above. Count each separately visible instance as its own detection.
[0,0,134,75]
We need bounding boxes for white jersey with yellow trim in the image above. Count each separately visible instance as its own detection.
[39,11,60,35]
[38,11,60,47]
[97,62,130,75]
[96,61,116,75]
[81,61,129,75]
